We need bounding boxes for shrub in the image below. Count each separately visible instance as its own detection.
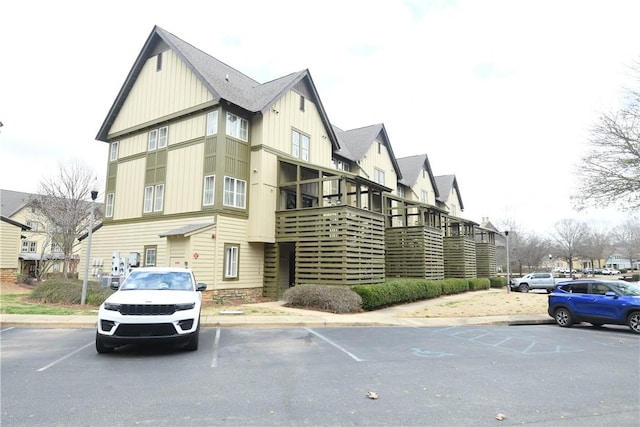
[352,279,444,311]
[489,277,506,288]
[468,278,490,291]
[30,279,114,306]
[283,284,362,313]
[441,278,469,295]
[633,274,640,282]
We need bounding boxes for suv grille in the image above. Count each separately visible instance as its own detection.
[118,304,176,315]
[115,323,176,337]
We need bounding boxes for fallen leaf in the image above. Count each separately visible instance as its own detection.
[496,413,506,421]
[367,391,379,400]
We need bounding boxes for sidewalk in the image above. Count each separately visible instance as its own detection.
[0,292,555,329]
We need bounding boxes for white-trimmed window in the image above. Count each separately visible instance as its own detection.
[110,141,119,162]
[143,184,164,213]
[105,193,114,217]
[421,190,428,203]
[226,112,248,141]
[292,130,310,161]
[51,243,63,253]
[224,245,239,279]
[397,187,405,198]
[145,247,156,267]
[158,126,168,148]
[203,175,215,206]
[206,111,218,136]
[25,220,40,231]
[22,241,37,253]
[374,168,385,185]
[148,129,157,151]
[223,176,246,208]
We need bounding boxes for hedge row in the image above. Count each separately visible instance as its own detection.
[352,277,501,311]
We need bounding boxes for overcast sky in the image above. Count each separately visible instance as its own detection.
[1,0,638,233]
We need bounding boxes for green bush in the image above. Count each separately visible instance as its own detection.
[29,279,114,306]
[441,278,469,295]
[468,278,490,291]
[632,274,640,282]
[489,277,507,288]
[352,279,445,311]
[283,284,362,313]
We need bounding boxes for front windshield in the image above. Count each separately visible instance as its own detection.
[120,271,193,291]
[608,281,640,296]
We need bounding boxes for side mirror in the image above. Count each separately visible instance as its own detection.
[604,291,617,298]
[196,283,207,292]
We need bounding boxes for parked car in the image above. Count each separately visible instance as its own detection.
[509,272,566,293]
[96,267,207,353]
[601,268,621,275]
[548,280,640,334]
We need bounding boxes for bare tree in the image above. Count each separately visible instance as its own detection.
[579,224,614,274]
[573,60,640,211]
[612,218,640,272]
[514,233,550,273]
[551,219,589,276]
[33,159,101,277]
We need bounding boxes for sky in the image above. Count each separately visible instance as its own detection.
[1,0,638,234]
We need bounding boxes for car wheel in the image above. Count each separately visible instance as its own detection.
[518,284,530,293]
[554,307,573,328]
[627,312,640,334]
[96,333,114,354]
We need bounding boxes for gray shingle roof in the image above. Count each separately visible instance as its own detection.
[96,26,339,150]
[158,222,216,238]
[434,174,464,210]
[396,154,439,198]
[0,189,35,217]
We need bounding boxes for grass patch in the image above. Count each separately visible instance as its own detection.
[0,293,96,315]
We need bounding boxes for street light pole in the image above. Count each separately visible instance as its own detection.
[505,230,510,293]
[81,188,99,305]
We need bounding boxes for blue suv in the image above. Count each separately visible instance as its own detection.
[548,280,640,334]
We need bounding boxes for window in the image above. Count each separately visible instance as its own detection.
[51,243,62,253]
[332,158,350,172]
[226,112,248,141]
[148,129,157,151]
[397,187,405,198]
[203,175,215,206]
[224,177,246,208]
[22,241,36,253]
[105,193,114,217]
[374,168,385,185]
[292,130,310,161]
[158,126,168,148]
[143,184,164,213]
[224,245,239,279]
[378,142,381,154]
[145,247,157,267]
[421,190,428,203]
[25,220,39,231]
[206,110,218,136]
[148,127,168,150]
[299,95,305,111]
[110,141,119,162]
[156,52,162,71]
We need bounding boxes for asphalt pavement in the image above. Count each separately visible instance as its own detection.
[0,290,554,329]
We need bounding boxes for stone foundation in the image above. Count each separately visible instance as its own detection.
[204,287,264,304]
[0,268,17,284]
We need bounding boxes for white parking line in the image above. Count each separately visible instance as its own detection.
[305,328,364,362]
[1,327,15,333]
[37,341,94,372]
[210,327,221,368]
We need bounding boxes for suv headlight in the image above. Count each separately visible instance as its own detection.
[104,302,122,311]
[175,302,196,311]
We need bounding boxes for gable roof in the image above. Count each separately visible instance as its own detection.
[396,154,440,198]
[96,26,339,150]
[0,189,35,217]
[333,123,402,179]
[435,174,464,211]
[1,215,30,230]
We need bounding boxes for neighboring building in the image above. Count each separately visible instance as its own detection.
[605,253,639,271]
[0,215,30,282]
[84,26,495,300]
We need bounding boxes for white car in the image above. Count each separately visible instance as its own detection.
[601,268,621,275]
[96,267,207,353]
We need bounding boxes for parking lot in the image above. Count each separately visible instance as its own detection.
[2,325,639,426]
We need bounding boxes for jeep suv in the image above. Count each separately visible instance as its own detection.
[96,267,207,353]
[548,280,640,334]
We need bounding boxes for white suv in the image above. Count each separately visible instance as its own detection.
[96,267,207,353]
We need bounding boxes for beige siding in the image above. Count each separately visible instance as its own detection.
[164,143,205,214]
[259,90,333,168]
[113,158,146,220]
[247,150,278,242]
[0,221,21,269]
[214,216,263,290]
[415,171,437,205]
[110,50,214,135]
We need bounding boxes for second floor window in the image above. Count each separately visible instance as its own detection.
[51,243,63,253]
[421,190,428,203]
[110,141,119,162]
[292,130,310,161]
[143,184,164,213]
[223,177,246,208]
[105,193,114,217]
[203,175,215,206]
[22,241,37,253]
[397,187,405,198]
[25,220,40,231]
[226,113,248,141]
[206,110,218,136]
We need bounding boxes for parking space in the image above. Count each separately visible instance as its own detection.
[2,325,639,426]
